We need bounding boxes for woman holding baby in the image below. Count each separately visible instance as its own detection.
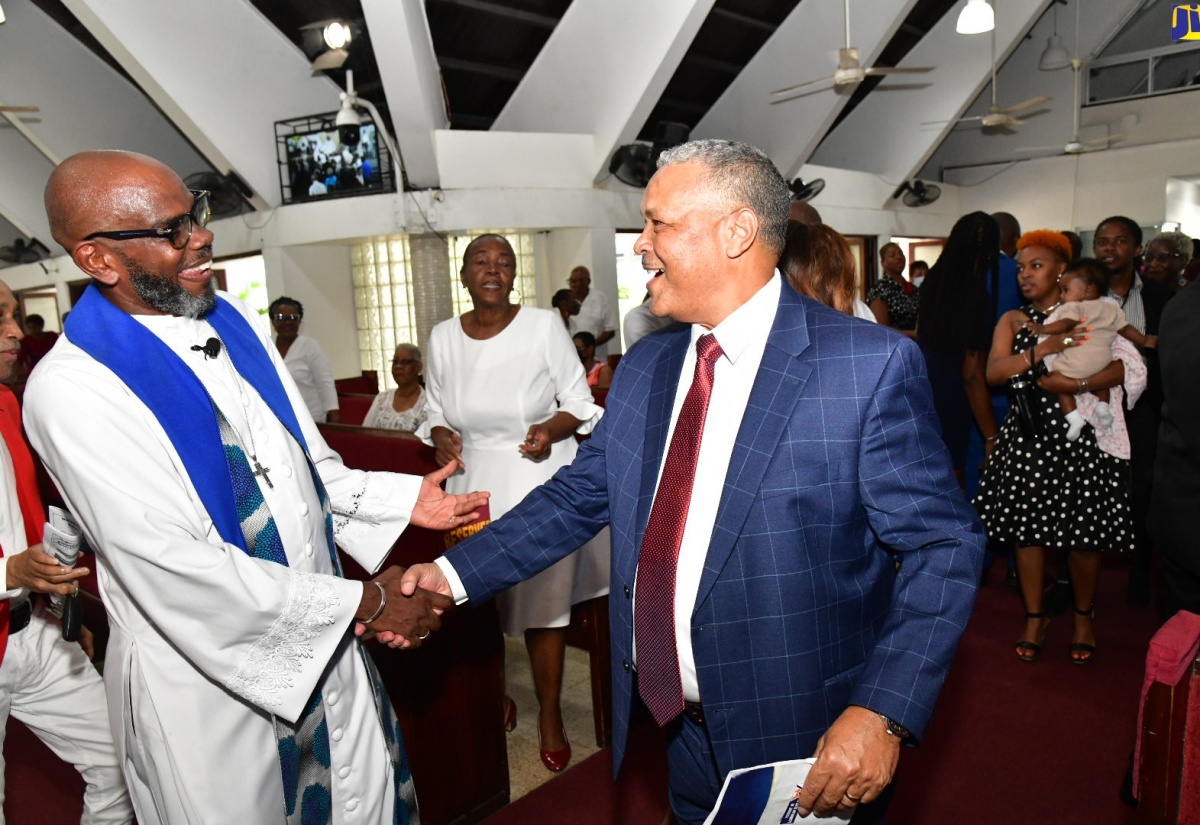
[974,230,1144,667]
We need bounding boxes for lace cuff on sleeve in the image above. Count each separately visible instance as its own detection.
[224,570,340,708]
[330,472,414,547]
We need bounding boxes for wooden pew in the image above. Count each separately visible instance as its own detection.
[337,392,377,426]
[334,370,379,396]
[319,423,508,825]
[1135,611,1200,823]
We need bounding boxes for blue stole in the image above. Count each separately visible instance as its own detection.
[65,284,306,552]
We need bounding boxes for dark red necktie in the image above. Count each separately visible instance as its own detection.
[635,333,724,726]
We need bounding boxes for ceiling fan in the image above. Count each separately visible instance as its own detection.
[933,25,1050,131]
[770,0,933,103]
[1017,58,1121,154]
[1018,2,1122,155]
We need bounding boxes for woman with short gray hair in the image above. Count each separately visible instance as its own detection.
[1143,231,1194,291]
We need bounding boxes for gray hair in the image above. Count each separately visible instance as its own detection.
[1149,231,1194,259]
[656,139,792,256]
[394,343,422,361]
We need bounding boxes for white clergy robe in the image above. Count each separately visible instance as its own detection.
[24,294,423,825]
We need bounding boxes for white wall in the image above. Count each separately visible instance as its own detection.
[1166,178,1200,236]
[262,244,359,380]
[947,136,1200,234]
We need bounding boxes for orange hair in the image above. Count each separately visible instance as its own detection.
[1016,229,1072,263]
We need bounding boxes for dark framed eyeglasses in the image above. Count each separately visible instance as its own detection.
[272,313,302,322]
[1144,252,1183,264]
[391,358,419,367]
[84,190,211,250]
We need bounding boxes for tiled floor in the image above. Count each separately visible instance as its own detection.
[502,635,604,801]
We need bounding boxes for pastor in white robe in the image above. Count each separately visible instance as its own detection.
[24,294,423,825]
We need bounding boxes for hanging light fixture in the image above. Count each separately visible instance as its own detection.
[322,21,352,50]
[956,0,995,34]
[1039,2,1072,70]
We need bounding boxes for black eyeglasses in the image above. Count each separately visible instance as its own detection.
[84,190,211,250]
[1144,252,1183,264]
[272,313,302,322]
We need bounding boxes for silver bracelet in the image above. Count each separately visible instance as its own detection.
[1080,377,1089,393]
[363,581,387,625]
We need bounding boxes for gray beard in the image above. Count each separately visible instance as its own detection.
[128,267,216,318]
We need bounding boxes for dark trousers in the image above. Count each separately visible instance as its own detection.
[1127,399,1160,571]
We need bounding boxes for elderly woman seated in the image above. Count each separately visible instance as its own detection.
[362,343,429,432]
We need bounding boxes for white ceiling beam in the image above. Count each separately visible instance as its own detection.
[490,0,717,177]
[697,0,920,178]
[61,0,344,208]
[811,0,1052,193]
[362,0,448,189]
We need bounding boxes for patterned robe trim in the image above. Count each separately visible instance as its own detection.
[224,569,340,708]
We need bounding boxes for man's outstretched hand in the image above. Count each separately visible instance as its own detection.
[410,460,488,531]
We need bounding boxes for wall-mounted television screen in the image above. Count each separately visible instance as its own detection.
[284,123,382,201]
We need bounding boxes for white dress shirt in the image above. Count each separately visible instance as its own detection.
[644,274,779,702]
[569,289,619,359]
[0,439,30,604]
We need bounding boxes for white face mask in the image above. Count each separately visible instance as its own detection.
[912,276,925,288]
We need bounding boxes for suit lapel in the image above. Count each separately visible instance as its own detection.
[635,328,690,539]
[693,285,813,612]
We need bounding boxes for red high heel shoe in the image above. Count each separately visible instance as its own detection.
[539,724,571,773]
[502,695,517,733]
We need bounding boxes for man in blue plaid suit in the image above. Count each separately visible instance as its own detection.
[402,140,985,823]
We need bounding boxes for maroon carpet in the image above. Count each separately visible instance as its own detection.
[491,563,1156,825]
[5,564,1158,824]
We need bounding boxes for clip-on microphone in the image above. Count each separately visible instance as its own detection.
[190,337,222,360]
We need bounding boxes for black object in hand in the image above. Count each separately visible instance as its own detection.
[60,592,83,642]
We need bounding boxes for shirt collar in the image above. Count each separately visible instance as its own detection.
[689,272,781,365]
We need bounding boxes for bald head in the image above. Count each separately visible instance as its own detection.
[788,200,822,227]
[991,212,1021,258]
[45,151,183,251]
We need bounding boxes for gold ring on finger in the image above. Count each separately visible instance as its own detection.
[844,791,862,803]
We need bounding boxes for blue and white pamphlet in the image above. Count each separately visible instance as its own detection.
[702,758,854,825]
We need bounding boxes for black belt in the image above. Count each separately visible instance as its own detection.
[682,701,706,726]
[8,600,31,634]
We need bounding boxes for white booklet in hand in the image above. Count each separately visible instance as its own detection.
[703,758,853,825]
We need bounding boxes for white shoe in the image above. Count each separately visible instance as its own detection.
[1066,410,1086,441]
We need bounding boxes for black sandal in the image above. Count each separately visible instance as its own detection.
[1016,611,1048,663]
[1069,605,1096,666]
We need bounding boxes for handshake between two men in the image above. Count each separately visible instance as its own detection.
[353,459,485,648]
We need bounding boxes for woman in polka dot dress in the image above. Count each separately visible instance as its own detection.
[974,230,1134,666]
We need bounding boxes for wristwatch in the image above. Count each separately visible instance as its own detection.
[879,714,911,741]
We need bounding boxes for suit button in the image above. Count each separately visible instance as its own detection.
[623,660,631,672]
[624,585,631,598]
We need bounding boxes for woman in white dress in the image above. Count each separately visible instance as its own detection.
[363,343,429,432]
[419,234,606,773]
[270,296,341,422]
